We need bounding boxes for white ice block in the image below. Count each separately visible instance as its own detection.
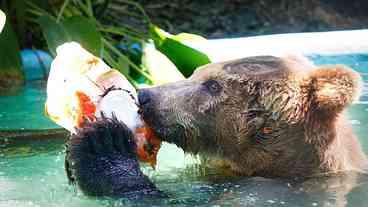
[45,42,140,132]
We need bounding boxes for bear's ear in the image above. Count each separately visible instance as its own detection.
[306,65,362,115]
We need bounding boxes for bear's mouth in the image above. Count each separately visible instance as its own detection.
[139,106,187,149]
[137,88,188,150]
[143,118,186,146]
[155,124,187,148]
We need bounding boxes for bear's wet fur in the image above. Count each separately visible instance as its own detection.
[140,55,368,177]
[65,116,163,198]
[66,55,368,197]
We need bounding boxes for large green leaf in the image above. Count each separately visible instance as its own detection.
[38,15,69,56]
[62,16,102,56]
[158,38,211,77]
[149,25,211,77]
[142,42,184,85]
[117,56,130,77]
[38,15,102,56]
[0,20,24,89]
[13,0,27,42]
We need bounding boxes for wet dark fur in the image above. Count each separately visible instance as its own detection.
[139,55,367,177]
[65,56,367,198]
[65,116,163,198]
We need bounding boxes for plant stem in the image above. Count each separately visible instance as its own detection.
[102,49,139,88]
[74,0,94,18]
[27,2,49,16]
[102,38,153,82]
[56,0,70,22]
[99,26,149,40]
[85,0,93,17]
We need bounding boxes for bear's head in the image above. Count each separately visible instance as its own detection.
[139,56,364,177]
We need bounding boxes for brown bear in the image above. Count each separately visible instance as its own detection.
[66,55,368,198]
[138,55,368,178]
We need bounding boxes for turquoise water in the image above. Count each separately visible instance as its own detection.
[1,54,368,206]
[0,82,58,130]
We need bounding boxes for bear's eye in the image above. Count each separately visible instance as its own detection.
[203,80,222,95]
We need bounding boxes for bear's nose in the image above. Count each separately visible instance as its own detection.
[138,89,152,106]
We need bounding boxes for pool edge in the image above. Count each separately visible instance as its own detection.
[0,128,68,140]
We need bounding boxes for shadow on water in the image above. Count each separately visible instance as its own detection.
[1,54,368,206]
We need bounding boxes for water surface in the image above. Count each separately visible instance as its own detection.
[0,82,58,130]
[1,54,368,207]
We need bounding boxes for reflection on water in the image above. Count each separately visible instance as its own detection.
[1,54,368,207]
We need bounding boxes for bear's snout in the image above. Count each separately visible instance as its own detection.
[137,88,159,129]
[138,88,153,107]
[137,86,188,146]
[137,88,156,122]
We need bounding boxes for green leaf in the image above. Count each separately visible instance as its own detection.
[149,24,169,47]
[0,21,24,89]
[149,24,211,77]
[38,15,69,56]
[13,1,27,40]
[0,21,22,71]
[159,38,211,77]
[38,15,102,56]
[142,42,184,85]
[62,16,102,56]
[117,56,130,77]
